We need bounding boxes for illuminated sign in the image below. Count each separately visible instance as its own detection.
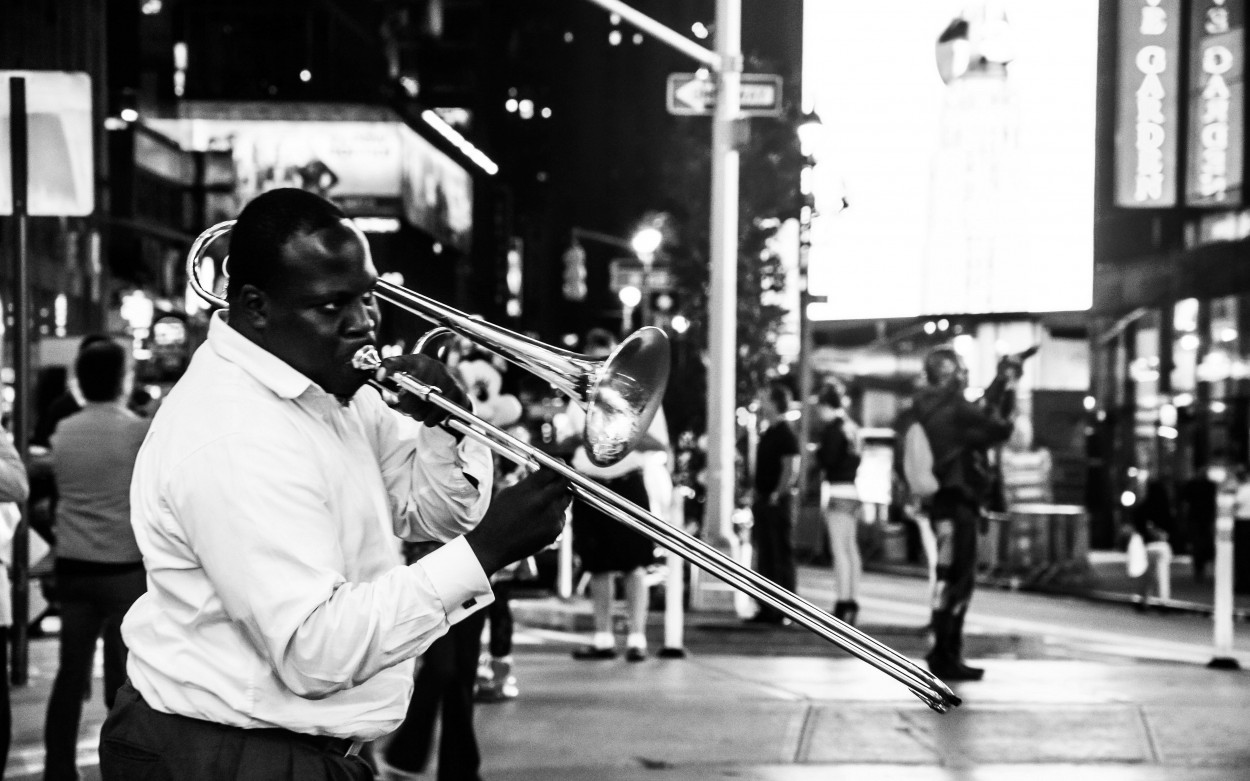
[1115,0,1181,207]
[1185,0,1245,207]
[400,125,474,252]
[149,104,475,248]
[0,70,94,216]
[802,0,1096,319]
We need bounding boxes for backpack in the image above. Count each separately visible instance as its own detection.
[901,421,939,503]
[817,416,861,483]
[891,407,940,509]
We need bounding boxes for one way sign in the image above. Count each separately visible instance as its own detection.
[665,72,784,118]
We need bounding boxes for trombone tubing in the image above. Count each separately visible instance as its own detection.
[367,365,962,714]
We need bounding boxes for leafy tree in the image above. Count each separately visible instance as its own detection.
[653,97,804,438]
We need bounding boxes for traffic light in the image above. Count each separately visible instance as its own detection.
[562,241,587,301]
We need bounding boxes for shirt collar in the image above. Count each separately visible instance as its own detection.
[208,310,316,401]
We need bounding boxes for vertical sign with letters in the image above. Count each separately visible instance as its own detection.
[1185,0,1245,207]
[1116,0,1182,207]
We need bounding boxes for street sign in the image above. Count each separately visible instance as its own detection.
[609,259,673,292]
[665,72,784,118]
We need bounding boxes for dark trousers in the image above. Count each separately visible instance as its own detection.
[45,566,147,781]
[751,497,795,621]
[0,627,10,779]
[99,681,373,781]
[928,499,980,663]
[385,609,487,781]
[487,581,513,658]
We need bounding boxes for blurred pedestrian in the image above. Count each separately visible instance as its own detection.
[816,382,863,626]
[43,338,151,781]
[476,424,540,703]
[747,379,800,625]
[97,188,569,781]
[567,328,670,661]
[1179,465,1218,583]
[913,347,1015,681]
[382,345,527,780]
[0,425,31,779]
[1133,478,1175,607]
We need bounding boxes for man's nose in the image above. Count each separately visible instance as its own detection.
[344,299,378,334]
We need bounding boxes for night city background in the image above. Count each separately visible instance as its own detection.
[2,1,1250,779]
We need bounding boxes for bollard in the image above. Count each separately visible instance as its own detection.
[660,488,688,657]
[558,504,574,600]
[660,545,687,657]
[1209,472,1240,670]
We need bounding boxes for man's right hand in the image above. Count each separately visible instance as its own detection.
[465,467,572,576]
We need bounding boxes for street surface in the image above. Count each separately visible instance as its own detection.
[7,567,1250,779]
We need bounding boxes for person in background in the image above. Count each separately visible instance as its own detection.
[381,341,528,781]
[43,339,152,781]
[815,382,863,626]
[566,328,670,661]
[0,426,31,779]
[1133,478,1175,608]
[1179,465,1217,584]
[98,188,569,781]
[476,423,540,703]
[913,347,1016,681]
[747,379,801,626]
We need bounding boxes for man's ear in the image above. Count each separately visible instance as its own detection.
[234,284,270,331]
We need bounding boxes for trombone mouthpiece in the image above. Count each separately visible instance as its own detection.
[352,345,382,372]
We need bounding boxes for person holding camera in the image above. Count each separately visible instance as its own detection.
[911,347,1017,681]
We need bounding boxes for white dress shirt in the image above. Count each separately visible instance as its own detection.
[123,312,495,740]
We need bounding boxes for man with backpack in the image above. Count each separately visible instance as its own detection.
[908,347,1017,681]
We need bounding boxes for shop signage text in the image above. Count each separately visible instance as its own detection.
[1116,0,1182,207]
[1186,0,1245,207]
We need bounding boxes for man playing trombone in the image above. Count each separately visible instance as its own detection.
[99,188,571,781]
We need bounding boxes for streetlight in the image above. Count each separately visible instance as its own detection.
[630,223,665,327]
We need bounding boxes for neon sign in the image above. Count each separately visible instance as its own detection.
[1116,0,1181,207]
[1186,0,1245,207]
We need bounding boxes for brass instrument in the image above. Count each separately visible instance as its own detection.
[187,220,961,713]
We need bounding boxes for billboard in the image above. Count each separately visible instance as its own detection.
[149,104,474,250]
[1185,0,1245,207]
[1115,0,1182,207]
[802,1,1097,319]
[154,116,405,218]
[400,125,473,252]
[0,70,94,216]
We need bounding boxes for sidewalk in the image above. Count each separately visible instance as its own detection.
[871,549,1250,619]
[7,559,1250,781]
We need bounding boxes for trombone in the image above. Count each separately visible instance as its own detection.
[187,220,961,713]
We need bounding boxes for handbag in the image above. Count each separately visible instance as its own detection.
[1126,531,1148,578]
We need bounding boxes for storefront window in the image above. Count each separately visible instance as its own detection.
[1202,295,1241,398]
[1131,311,1161,478]
[1172,298,1199,393]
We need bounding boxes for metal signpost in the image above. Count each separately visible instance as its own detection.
[579,0,743,612]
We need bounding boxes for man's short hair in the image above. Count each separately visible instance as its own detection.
[226,188,348,301]
[923,347,962,386]
[768,380,793,411]
[75,339,127,402]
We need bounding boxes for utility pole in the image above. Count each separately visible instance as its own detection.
[578,0,742,610]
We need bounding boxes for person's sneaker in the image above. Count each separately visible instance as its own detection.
[625,646,647,662]
[572,645,617,660]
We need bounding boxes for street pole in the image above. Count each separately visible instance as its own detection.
[793,190,814,536]
[693,0,742,610]
[8,76,31,685]
[576,0,741,610]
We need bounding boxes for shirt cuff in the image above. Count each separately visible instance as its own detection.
[413,535,494,624]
